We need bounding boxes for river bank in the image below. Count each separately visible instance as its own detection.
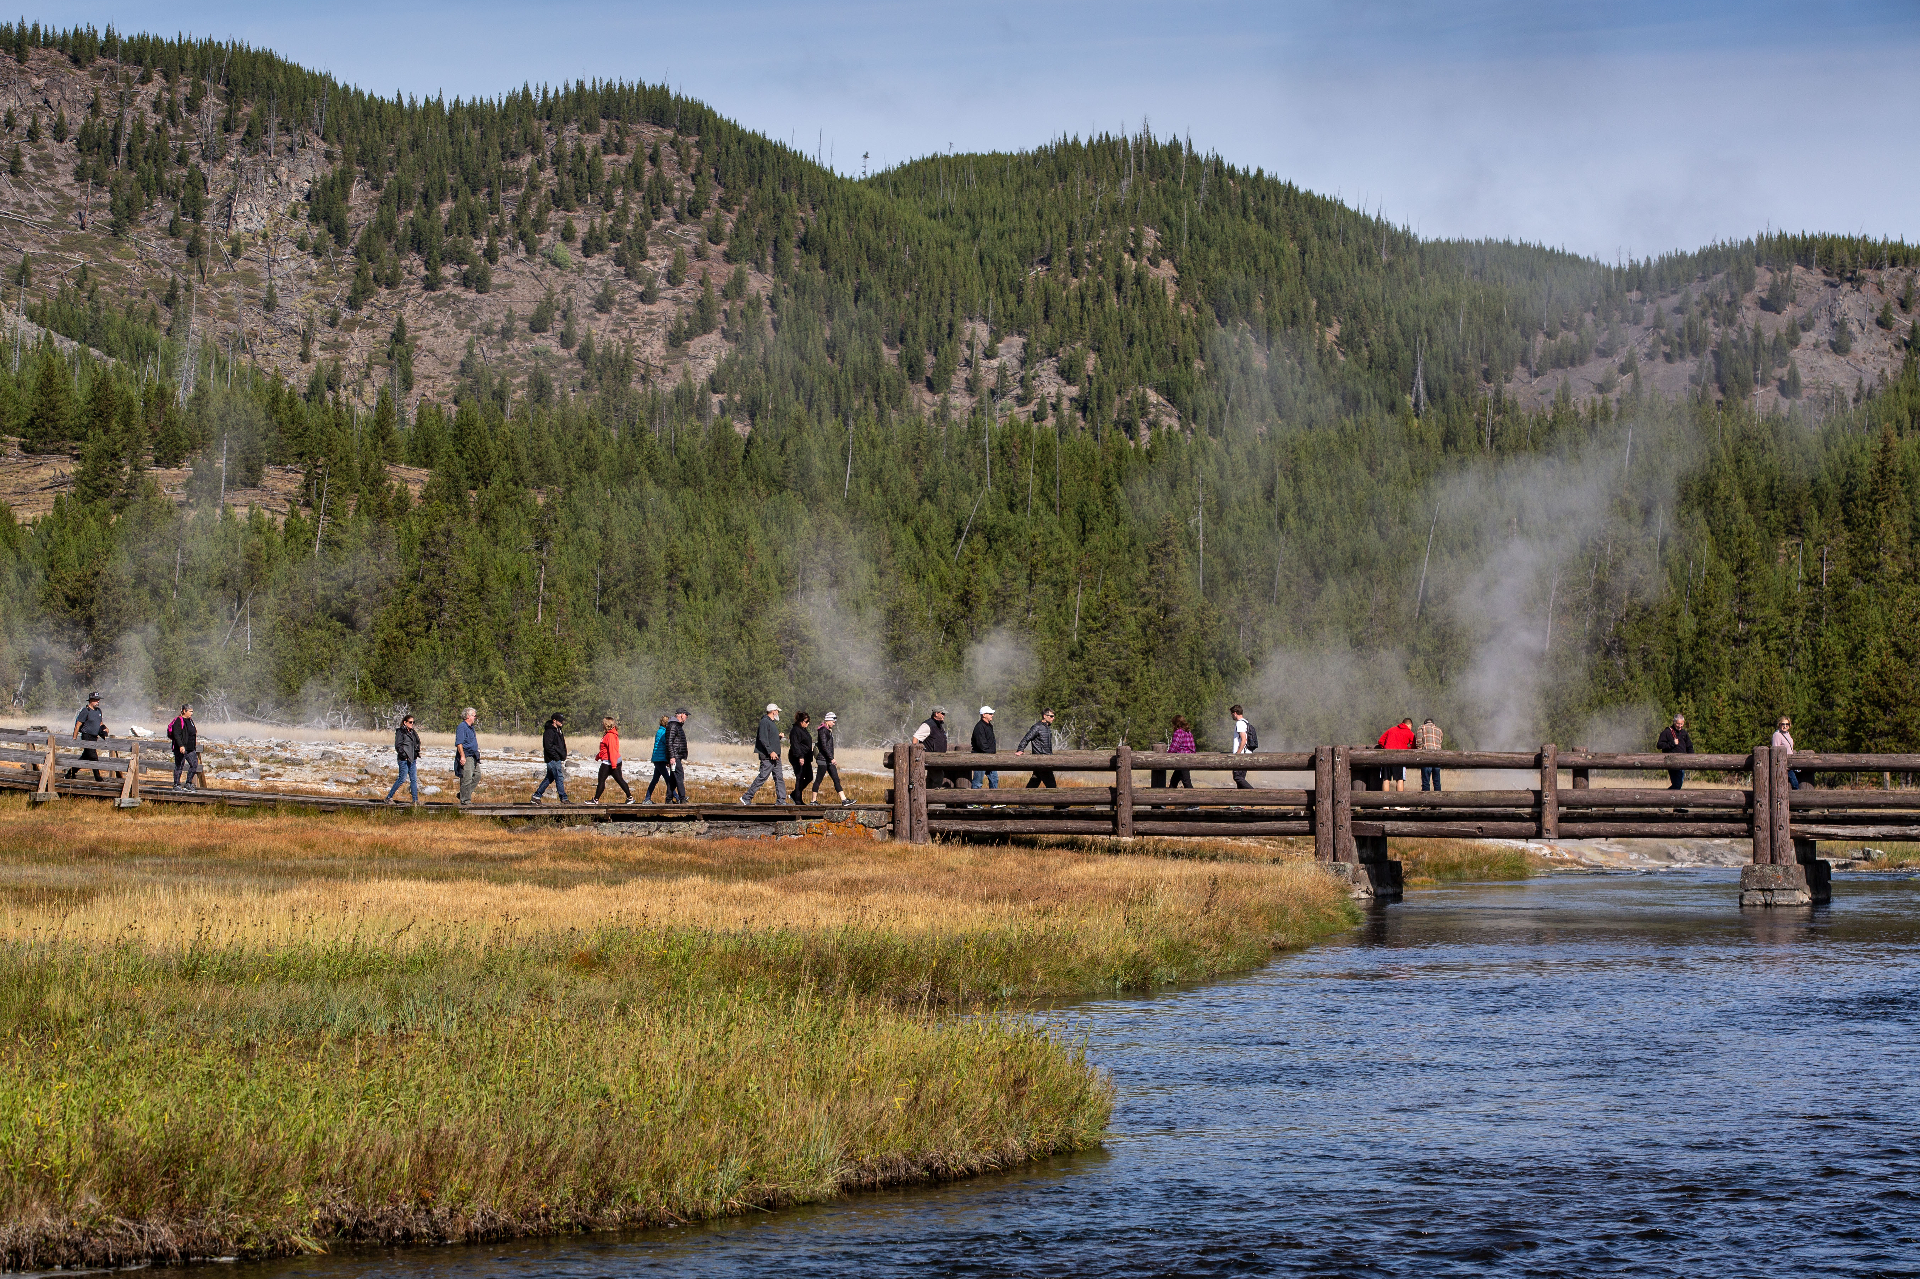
[0,796,1356,1270]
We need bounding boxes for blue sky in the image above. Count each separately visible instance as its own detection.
[56,0,1920,259]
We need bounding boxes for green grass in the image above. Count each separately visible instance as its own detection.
[1394,840,1543,886]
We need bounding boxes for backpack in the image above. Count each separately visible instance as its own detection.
[1243,722,1259,751]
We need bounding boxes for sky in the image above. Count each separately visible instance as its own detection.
[57,0,1920,260]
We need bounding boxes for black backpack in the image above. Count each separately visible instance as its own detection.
[1243,722,1259,751]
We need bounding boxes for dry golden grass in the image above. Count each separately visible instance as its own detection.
[0,794,1356,1268]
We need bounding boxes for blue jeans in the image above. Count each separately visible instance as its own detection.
[1786,768,1801,790]
[970,770,999,789]
[532,760,569,802]
[386,758,418,803]
[1420,767,1442,792]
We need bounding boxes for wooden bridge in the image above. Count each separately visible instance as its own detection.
[7,726,1918,906]
[882,742,1920,906]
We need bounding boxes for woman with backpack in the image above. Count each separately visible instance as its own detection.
[788,711,816,803]
[592,715,633,804]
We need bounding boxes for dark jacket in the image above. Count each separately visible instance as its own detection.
[167,715,197,756]
[971,718,997,753]
[755,714,781,759]
[815,725,835,762]
[921,717,948,753]
[542,722,568,762]
[1657,726,1693,755]
[394,724,421,762]
[789,724,813,767]
[74,705,106,739]
[664,719,688,761]
[1016,720,1054,754]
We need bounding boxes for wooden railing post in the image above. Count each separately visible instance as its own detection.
[908,740,929,845]
[1770,742,1792,865]
[117,741,140,807]
[1539,743,1559,840]
[1115,743,1134,838]
[1332,744,1356,862]
[890,744,907,841]
[1571,744,1589,790]
[1312,744,1335,861]
[33,736,56,802]
[1750,747,1772,864]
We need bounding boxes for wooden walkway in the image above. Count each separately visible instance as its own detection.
[882,743,1920,905]
[8,725,1917,905]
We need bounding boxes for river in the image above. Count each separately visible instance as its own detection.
[258,869,1920,1277]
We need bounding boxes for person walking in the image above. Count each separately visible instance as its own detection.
[530,712,570,804]
[67,692,108,781]
[593,715,634,804]
[1415,717,1445,792]
[1015,708,1058,788]
[1167,714,1197,791]
[1772,715,1801,790]
[741,703,789,804]
[1656,714,1693,791]
[970,707,999,791]
[639,715,672,803]
[454,707,481,804]
[665,708,690,803]
[789,712,816,802]
[912,705,953,787]
[1230,704,1255,789]
[166,703,198,789]
[1376,717,1416,792]
[811,711,846,804]
[385,713,421,804]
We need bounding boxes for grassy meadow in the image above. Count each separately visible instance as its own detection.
[0,795,1356,1268]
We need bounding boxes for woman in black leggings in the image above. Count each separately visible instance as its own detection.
[811,711,845,804]
[788,712,815,802]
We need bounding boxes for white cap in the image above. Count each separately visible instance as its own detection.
[766,703,780,713]
[823,711,837,721]
[980,705,994,715]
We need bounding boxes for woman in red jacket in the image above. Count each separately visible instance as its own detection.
[592,715,633,804]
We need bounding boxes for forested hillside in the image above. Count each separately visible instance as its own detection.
[0,21,1916,753]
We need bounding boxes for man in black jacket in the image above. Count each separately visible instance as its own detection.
[740,703,789,804]
[1015,708,1058,788]
[912,705,953,788]
[1657,714,1693,791]
[969,706,999,791]
[530,712,570,804]
[385,714,422,805]
[665,709,690,803]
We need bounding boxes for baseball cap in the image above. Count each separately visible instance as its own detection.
[980,705,994,715]
[766,703,780,713]
[823,711,837,721]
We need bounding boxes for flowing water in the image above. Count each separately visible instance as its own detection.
[257,870,1920,1277]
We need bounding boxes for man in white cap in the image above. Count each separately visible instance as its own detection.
[740,702,789,804]
[810,711,846,805]
[969,706,998,791]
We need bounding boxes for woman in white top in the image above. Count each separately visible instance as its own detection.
[1771,716,1800,790]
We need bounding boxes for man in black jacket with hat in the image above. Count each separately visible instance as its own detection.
[67,692,108,781]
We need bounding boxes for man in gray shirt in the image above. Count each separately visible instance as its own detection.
[67,692,107,781]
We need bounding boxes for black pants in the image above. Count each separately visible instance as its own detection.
[1232,769,1252,788]
[1667,769,1685,790]
[813,759,842,795]
[1169,769,1193,788]
[66,739,104,781]
[1026,769,1057,788]
[792,758,814,795]
[668,759,688,802]
[595,762,631,801]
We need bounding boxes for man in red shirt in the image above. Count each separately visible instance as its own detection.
[1376,717,1416,792]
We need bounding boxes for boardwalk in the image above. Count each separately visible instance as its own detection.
[7,726,1917,906]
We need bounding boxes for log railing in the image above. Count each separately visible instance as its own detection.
[877,742,1920,864]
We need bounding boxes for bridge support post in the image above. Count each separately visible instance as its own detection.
[908,741,929,845]
[1312,745,1335,862]
[1327,744,1400,902]
[889,745,908,841]
[1538,743,1559,840]
[1114,744,1134,839]
[1742,746,1830,906]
